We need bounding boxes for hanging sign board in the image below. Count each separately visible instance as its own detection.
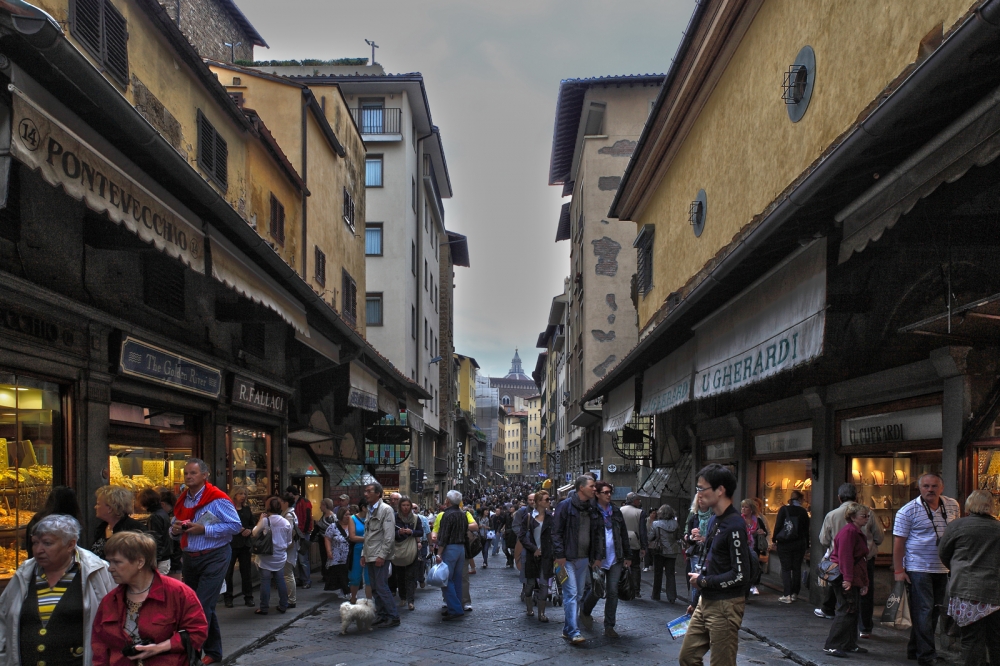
[840,405,942,447]
[231,375,287,416]
[119,336,221,398]
[10,88,205,272]
[753,427,813,456]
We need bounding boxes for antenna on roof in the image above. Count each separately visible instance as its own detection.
[364,39,379,66]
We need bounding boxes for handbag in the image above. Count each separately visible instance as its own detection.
[816,548,840,584]
[591,567,607,599]
[178,629,201,666]
[466,529,483,559]
[617,565,636,601]
[250,515,274,556]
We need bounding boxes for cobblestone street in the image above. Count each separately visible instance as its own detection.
[232,564,791,666]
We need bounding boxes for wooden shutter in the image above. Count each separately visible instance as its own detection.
[269,194,285,244]
[342,270,357,326]
[72,0,102,56]
[102,0,128,84]
[197,111,227,190]
[213,131,228,189]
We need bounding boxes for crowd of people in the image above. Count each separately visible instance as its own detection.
[0,459,996,666]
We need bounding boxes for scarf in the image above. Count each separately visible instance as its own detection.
[697,508,713,536]
[173,482,231,548]
[599,502,613,529]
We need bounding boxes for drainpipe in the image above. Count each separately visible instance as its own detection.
[301,92,309,280]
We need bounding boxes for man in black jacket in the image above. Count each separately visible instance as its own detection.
[679,464,749,666]
[553,475,604,644]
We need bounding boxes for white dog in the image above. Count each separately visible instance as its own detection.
[339,598,376,635]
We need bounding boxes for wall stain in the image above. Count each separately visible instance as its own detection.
[607,314,616,324]
[598,176,622,191]
[591,329,616,342]
[591,237,621,277]
[598,139,637,156]
[606,294,618,311]
[593,355,617,377]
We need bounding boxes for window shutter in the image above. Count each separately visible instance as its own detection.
[72,0,102,56]
[213,131,228,189]
[198,111,215,176]
[277,200,285,243]
[102,0,128,84]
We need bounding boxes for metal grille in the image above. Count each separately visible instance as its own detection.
[611,413,654,461]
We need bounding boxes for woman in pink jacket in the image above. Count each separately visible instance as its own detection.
[823,502,870,658]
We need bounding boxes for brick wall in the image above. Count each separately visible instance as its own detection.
[159,0,255,63]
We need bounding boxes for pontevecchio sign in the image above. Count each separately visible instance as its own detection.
[9,87,205,272]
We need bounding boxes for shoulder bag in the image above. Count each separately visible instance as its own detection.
[251,515,274,556]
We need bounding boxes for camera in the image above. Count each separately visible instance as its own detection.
[122,640,153,657]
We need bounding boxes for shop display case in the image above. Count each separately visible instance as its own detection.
[229,426,270,515]
[849,457,913,559]
[0,376,60,583]
[758,459,813,535]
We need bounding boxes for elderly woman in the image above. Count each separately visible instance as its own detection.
[91,531,208,666]
[0,514,115,666]
[251,497,293,615]
[939,489,1000,666]
[823,502,870,658]
[323,507,351,596]
[316,498,337,590]
[92,485,146,560]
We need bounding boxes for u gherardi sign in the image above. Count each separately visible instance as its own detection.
[119,336,222,398]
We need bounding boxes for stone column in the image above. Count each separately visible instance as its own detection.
[931,347,972,498]
[77,370,112,547]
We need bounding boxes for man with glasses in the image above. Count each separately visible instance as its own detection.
[553,475,604,645]
[582,481,631,638]
[678,464,750,666]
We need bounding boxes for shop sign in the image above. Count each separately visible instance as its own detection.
[231,375,286,416]
[704,440,735,461]
[641,339,695,416]
[841,405,942,447]
[457,440,465,484]
[0,304,75,347]
[754,427,813,456]
[119,336,222,398]
[589,468,602,481]
[607,463,641,473]
[11,90,204,272]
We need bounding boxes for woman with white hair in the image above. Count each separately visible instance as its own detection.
[0,514,115,666]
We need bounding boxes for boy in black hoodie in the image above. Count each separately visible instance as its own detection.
[679,464,750,666]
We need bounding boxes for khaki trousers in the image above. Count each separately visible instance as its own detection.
[678,595,746,666]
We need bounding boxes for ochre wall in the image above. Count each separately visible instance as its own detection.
[245,139,301,272]
[635,0,975,329]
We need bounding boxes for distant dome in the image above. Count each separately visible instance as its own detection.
[505,349,530,380]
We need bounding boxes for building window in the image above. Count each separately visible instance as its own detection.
[424,318,428,349]
[343,187,356,232]
[425,201,429,233]
[635,225,655,295]
[365,155,383,187]
[143,252,185,318]
[424,260,428,291]
[411,242,416,275]
[360,100,384,133]
[430,276,435,304]
[196,110,228,190]
[412,177,416,212]
[342,270,357,326]
[411,306,416,339]
[366,293,383,326]
[269,193,285,245]
[314,246,326,287]
[435,285,439,312]
[365,223,383,256]
[70,0,128,86]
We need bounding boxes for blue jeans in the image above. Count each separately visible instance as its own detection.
[296,540,311,584]
[491,534,501,556]
[561,558,592,637]
[442,544,466,616]
[906,571,948,664]
[584,561,623,628]
[258,566,288,612]
[367,561,399,621]
[518,548,526,585]
[182,545,231,660]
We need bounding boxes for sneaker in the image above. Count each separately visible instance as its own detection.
[750,586,760,595]
[846,647,868,654]
[464,605,473,612]
[814,608,834,619]
[823,649,848,658]
[442,612,463,621]
[377,618,400,628]
[789,594,797,601]
[778,596,793,604]
[580,614,594,630]
[642,567,650,572]
[562,633,572,640]
[571,633,586,644]
[371,618,388,627]
[604,627,620,638]
[859,632,872,639]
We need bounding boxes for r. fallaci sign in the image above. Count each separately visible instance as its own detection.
[119,336,221,398]
[232,375,287,416]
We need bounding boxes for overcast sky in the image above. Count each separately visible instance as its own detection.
[236,0,692,378]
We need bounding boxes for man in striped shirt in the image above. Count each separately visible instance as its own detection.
[893,472,960,666]
[170,458,242,664]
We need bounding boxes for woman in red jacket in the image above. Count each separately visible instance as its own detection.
[823,502,870,658]
[92,531,208,666]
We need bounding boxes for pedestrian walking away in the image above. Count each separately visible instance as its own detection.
[251,497,293,615]
[581,481,631,638]
[223,485,256,608]
[650,504,681,603]
[437,490,470,621]
[620,493,647,599]
[772,490,810,603]
[552,475,604,644]
[0,514,115,666]
[361,482,400,628]
[822,502,870,658]
[286,485,314,589]
[678,464,750,666]
[893,472,960,666]
[938,489,1000,666]
[170,458,243,664]
[91,531,209,666]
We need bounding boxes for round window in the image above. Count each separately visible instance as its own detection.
[690,189,707,238]
[785,46,816,123]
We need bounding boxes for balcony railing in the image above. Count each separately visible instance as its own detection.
[351,107,402,135]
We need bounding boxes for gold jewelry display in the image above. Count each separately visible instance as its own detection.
[803,478,812,490]
[781,478,791,490]
[894,470,906,484]
[852,470,862,485]
[872,470,885,486]
[794,480,804,490]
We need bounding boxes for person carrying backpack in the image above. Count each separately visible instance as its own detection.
[772,489,810,603]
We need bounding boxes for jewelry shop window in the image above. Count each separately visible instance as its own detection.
[752,424,813,534]
[108,403,199,522]
[0,374,62,581]
[228,426,271,515]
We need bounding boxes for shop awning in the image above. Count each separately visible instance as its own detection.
[692,238,826,399]
[294,327,340,362]
[640,339,695,416]
[837,82,1000,265]
[378,385,400,417]
[9,85,206,272]
[570,409,601,428]
[208,226,309,336]
[347,361,379,412]
[405,396,424,433]
[603,380,635,432]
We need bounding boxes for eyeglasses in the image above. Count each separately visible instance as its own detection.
[694,485,712,494]
[598,490,612,495]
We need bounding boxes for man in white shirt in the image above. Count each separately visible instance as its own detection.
[893,473,960,666]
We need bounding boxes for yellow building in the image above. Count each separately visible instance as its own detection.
[207,62,368,334]
[455,354,479,414]
[525,395,541,476]
[502,407,526,476]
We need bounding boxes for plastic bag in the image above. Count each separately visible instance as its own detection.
[591,567,606,599]
[881,580,912,630]
[427,561,450,588]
